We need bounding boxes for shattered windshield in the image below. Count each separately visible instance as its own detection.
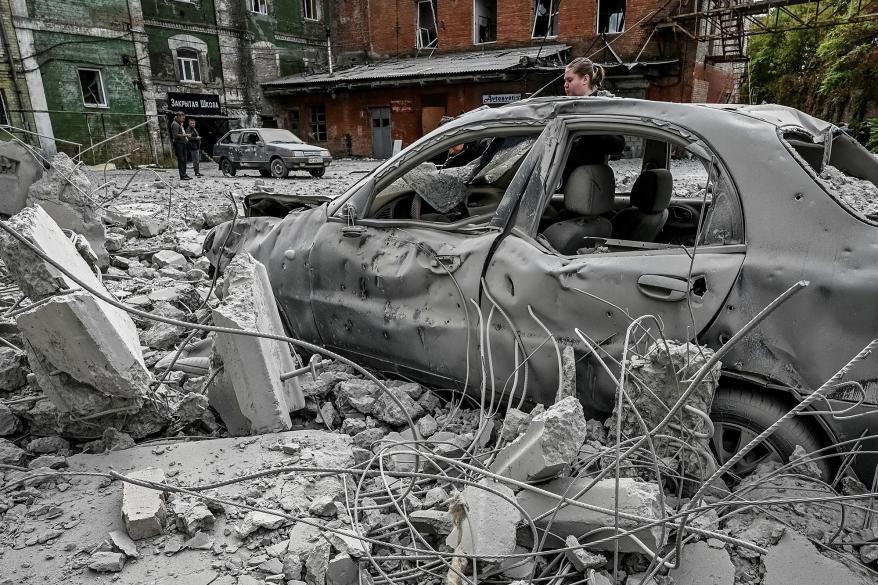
[784,130,878,221]
[260,129,303,144]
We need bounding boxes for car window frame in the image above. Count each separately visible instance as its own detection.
[240,131,260,146]
[221,131,242,145]
[502,114,746,250]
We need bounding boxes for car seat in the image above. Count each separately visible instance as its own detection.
[611,168,673,241]
[543,164,614,254]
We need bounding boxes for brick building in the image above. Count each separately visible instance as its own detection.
[264,0,737,158]
[0,1,36,140]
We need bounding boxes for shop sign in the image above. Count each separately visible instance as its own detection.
[167,92,222,116]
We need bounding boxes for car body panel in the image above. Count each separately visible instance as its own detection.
[212,128,332,173]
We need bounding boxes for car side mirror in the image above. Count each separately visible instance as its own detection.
[256,141,265,146]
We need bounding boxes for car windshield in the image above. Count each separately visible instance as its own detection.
[260,129,303,144]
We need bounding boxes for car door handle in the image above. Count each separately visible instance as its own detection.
[637,274,690,302]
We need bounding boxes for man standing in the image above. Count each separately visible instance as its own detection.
[186,118,203,177]
[170,111,191,180]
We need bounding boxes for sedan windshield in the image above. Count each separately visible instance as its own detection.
[260,129,303,144]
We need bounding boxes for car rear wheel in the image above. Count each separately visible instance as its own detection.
[269,158,289,179]
[220,158,236,177]
[710,386,831,482]
[309,168,325,178]
[259,169,271,178]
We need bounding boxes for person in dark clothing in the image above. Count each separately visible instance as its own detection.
[170,111,191,180]
[856,125,871,148]
[185,118,203,177]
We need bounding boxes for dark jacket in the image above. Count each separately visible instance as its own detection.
[186,127,201,150]
[170,120,188,145]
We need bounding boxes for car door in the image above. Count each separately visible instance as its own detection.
[482,116,747,415]
[239,132,259,167]
[307,125,545,387]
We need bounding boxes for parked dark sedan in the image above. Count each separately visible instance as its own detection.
[212,128,332,178]
[206,97,878,482]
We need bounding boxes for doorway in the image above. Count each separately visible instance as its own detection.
[370,107,392,159]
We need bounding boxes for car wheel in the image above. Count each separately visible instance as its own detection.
[269,158,289,179]
[220,158,236,177]
[259,169,271,178]
[710,386,831,482]
[309,168,326,179]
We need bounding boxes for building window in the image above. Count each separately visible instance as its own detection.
[473,0,496,44]
[310,104,326,141]
[417,0,438,49]
[78,69,107,107]
[177,48,202,82]
[249,0,268,14]
[597,0,625,34]
[302,0,320,21]
[532,0,558,38]
[0,91,8,126]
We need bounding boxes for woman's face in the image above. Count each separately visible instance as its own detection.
[564,69,592,96]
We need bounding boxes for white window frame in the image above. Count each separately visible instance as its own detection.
[78,68,108,108]
[249,0,269,15]
[177,48,202,82]
[473,0,497,45]
[417,0,438,49]
[0,91,8,126]
[596,0,625,34]
[532,0,559,38]
[302,0,320,21]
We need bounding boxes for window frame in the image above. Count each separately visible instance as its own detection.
[532,0,559,39]
[0,90,9,126]
[249,0,269,15]
[302,0,320,21]
[417,0,439,49]
[473,0,497,45]
[596,0,625,34]
[176,48,202,83]
[77,68,108,108]
[310,103,327,142]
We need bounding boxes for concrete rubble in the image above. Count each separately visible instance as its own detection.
[0,162,874,585]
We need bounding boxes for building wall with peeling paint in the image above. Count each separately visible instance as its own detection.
[0,0,37,139]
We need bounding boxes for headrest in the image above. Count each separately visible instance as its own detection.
[564,164,615,216]
[631,169,673,213]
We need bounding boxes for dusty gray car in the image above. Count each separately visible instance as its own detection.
[207,97,878,482]
[212,128,332,178]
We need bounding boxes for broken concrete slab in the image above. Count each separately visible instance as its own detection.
[446,478,520,563]
[87,551,126,572]
[212,253,304,434]
[236,510,288,538]
[564,535,606,572]
[0,403,22,436]
[0,347,27,391]
[132,213,168,238]
[121,467,167,540]
[668,541,734,585]
[171,496,215,536]
[18,289,151,416]
[500,407,531,442]
[490,396,586,483]
[326,552,359,585]
[153,249,187,269]
[108,529,139,558]
[25,153,108,267]
[370,384,425,426]
[764,530,873,585]
[0,140,43,217]
[0,438,27,466]
[303,540,331,585]
[516,476,665,553]
[205,348,251,436]
[410,510,454,537]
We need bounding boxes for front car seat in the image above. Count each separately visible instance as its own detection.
[543,164,614,254]
[611,168,673,241]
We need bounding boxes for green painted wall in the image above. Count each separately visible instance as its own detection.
[140,0,218,25]
[25,0,131,26]
[145,25,222,84]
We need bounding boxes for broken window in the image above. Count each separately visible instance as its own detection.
[532,0,559,38]
[302,0,320,21]
[597,0,625,34]
[473,0,496,44]
[249,0,268,15]
[0,91,8,126]
[177,48,201,82]
[417,0,439,49]
[77,69,107,107]
[310,104,326,142]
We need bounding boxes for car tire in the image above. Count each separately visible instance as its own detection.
[259,169,271,178]
[269,158,289,179]
[710,386,831,482]
[309,168,326,179]
[220,158,236,177]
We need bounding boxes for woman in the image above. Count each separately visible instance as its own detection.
[563,57,612,97]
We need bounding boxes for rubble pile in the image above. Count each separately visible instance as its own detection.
[0,162,876,585]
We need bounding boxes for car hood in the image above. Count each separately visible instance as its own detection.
[268,143,326,154]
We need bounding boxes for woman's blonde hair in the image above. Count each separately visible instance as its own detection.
[565,57,605,89]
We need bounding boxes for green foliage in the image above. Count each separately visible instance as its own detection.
[745,3,878,126]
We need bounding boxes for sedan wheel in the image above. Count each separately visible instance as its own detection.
[220,158,236,177]
[270,158,289,179]
[709,386,831,483]
[309,168,326,178]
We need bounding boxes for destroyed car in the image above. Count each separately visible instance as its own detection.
[206,97,878,482]
[212,128,332,178]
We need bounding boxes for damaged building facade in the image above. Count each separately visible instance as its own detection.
[0,0,329,164]
[263,0,740,157]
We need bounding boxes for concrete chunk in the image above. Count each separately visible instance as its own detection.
[490,396,586,482]
[410,510,454,536]
[88,551,126,572]
[516,476,665,553]
[446,478,519,563]
[212,253,303,434]
[564,535,606,572]
[122,467,167,540]
[0,141,42,217]
[764,530,872,585]
[668,541,734,585]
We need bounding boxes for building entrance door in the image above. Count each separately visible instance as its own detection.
[370,107,392,158]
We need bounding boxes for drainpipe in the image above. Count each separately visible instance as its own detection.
[0,2,30,135]
[326,25,333,75]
